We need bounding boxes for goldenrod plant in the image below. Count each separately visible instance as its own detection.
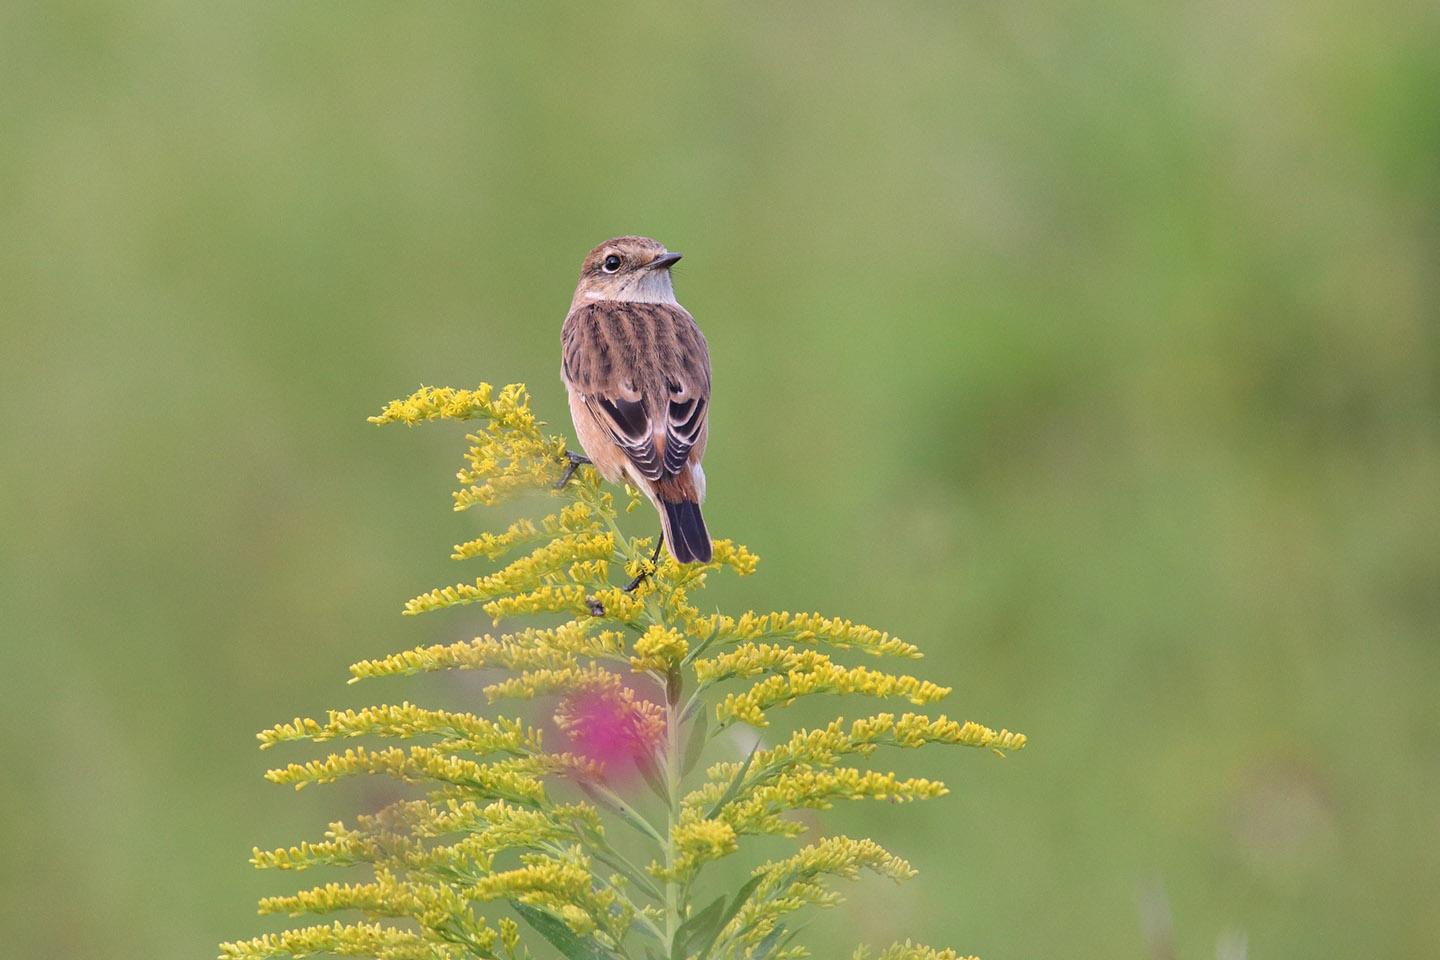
[220,383,1025,960]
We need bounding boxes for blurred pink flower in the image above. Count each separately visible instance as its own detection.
[557,687,663,784]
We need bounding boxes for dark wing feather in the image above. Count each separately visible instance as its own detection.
[663,392,706,477]
[588,394,664,481]
[658,308,710,479]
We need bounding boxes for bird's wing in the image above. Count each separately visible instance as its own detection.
[562,302,710,484]
[660,363,707,478]
[584,391,664,481]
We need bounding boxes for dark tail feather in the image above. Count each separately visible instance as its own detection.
[660,500,712,564]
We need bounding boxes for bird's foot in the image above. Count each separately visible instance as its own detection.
[623,535,666,593]
[555,450,592,489]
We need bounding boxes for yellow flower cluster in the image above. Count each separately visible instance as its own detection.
[368,383,529,428]
[630,624,690,674]
[724,836,916,956]
[404,533,615,615]
[470,857,591,908]
[720,767,949,840]
[227,383,1026,960]
[708,539,761,576]
[452,502,600,561]
[371,384,568,510]
[659,818,739,877]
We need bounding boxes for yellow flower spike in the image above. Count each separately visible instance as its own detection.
[263,744,554,806]
[480,584,591,624]
[692,609,920,659]
[257,704,541,756]
[405,534,615,616]
[451,504,603,563]
[451,516,540,561]
[705,652,951,728]
[694,642,830,685]
[257,879,392,917]
[481,662,625,703]
[348,623,621,683]
[416,799,601,844]
[702,767,950,839]
[499,917,520,955]
[220,921,456,960]
[469,859,592,903]
[368,384,500,426]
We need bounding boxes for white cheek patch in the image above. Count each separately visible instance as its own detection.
[583,290,605,300]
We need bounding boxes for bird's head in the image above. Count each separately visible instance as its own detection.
[572,236,683,307]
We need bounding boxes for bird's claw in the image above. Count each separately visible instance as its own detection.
[622,566,652,594]
[622,534,666,593]
[555,450,592,489]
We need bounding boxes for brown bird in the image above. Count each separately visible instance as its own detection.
[560,236,713,570]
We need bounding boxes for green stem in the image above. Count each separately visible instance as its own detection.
[663,675,684,949]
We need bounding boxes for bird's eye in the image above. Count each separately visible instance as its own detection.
[602,254,622,273]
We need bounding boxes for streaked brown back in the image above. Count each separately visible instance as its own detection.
[561,300,710,487]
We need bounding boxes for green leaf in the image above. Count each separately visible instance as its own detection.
[671,894,726,960]
[750,923,787,960]
[695,874,766,960]
[634,748,671,804]
[705,739,760,820]
[577,782,665,845]
[681,631,717,666]
[681,706,708,776]
[512,901,620,960]
[678,695,704,726]
[586,844,664,902]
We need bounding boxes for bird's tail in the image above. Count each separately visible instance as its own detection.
[660,499,712,564]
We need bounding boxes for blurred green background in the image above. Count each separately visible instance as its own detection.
[3,2,1437,957]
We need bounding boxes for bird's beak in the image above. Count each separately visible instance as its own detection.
[649,252,683,269]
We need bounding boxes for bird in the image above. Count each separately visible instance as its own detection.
[560,236,713,578]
